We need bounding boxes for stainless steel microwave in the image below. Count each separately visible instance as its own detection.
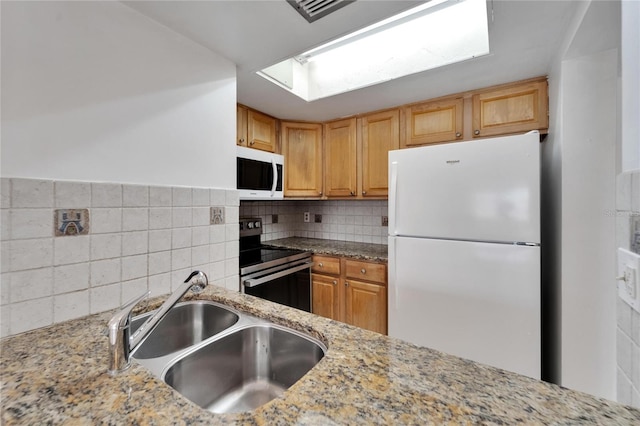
[237,146,284,200]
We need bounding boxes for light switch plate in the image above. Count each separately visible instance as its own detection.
[618,248,640,313]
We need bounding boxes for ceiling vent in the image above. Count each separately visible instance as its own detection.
[287,0,355,23]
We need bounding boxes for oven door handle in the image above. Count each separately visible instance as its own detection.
[243,261,313,288]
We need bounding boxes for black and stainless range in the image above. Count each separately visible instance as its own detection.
[239,218,313,312]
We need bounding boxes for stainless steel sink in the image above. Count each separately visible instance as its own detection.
[162,324,326,413]
[130,301,239,359]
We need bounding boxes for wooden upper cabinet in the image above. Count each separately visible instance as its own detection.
[402,97,464,147]
[324,118,357,198]
[359,109,400,198]
[237,105,248,147]
[472,78,548,138]
[280,121,323,198]
[247,109,278,152]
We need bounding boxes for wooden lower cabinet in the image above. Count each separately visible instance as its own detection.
[311,255,387,334]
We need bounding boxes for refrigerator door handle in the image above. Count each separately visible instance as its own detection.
[389,161,398,235]
[389,237,398,310]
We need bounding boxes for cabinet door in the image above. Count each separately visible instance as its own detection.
[360,110,399,198]
[247,110,278,152]
[312,273,342,321]
[324,118,357,198]
[472,79,548,138]
[237,105,248,147]
[402,97,463,147]
[281,122,323,197]
[345,279,387,334]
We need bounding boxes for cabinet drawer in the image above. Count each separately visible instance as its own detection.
[345,260,386,284]
[312,256,341,275]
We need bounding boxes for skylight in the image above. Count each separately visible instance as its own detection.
[258,0,489,101]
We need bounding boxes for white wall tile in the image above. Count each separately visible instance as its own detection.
[54,263,89,294]
[12,179,53,208]
[193,207,210,226]
[149,273,171,298]
[192,245,209,266]
[225,258,238,277]
[170,269,191,292]
[1,305,9,338]
[10,209,51,239]
[210,225,225,244]
[191,226,209,247]
[91,183,122,208]
[149,251,171,275]
[618,329,633,378]
[172,228,191,249]
[122,231,148,257]
[226,190,239,207]
[632,343,640,390]
[123,185,149,207]
[122,254,148,281]
[210,243,225,263]
[149,229,171,253]
[632,172,640,212]
[633,310,640,346]
[633,387,640,408]
[54,290,89,322]
[618,367,633,406]
[225,241,239,259]
[1,210,10,242]
[172,187,192,207]
[1,241,11,273]
[225,275,239,291]
[171,248,191,270]
[172,207,192,228]
[11,238,53,271]
[9,267,53,303]
[54,235,90,266]
[226,206,239,224]
[210,261,225,281]
[121,278,148,305]
[90,234,122,260]
[149,208,172,230]
[91,208,122,234]
[192,188,210,206]
[55,181,91,208]
[226,223,239,241]
[10,297,53,334]
[90,283,120,314]
[210,189,226,206]
[1,178,11,209]
[618,298,633,336]
[0,274,9,305]
[90,258,121,287]
[122,208,148,232]
[149,186,172,207]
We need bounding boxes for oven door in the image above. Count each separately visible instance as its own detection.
[241,259,312,312]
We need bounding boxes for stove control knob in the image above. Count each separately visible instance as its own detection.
[254,221,261,228]
[247,222,254,229]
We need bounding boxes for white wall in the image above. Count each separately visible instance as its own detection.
[1,1,236,188]
[621,0,640,172]
[543,0,619,400]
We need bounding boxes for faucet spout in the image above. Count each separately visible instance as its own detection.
[107,270,209,375]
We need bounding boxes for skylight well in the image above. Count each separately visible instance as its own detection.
[258,0,490,101]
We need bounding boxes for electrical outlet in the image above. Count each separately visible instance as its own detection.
[617,248,640,313]
[272,214,278,224]
[303,212,310,223]
[315,214,322,223]
[210,207,224,225]
[381,216,389,227]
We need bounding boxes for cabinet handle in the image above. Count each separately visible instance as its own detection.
[318,262,323,268]
[249,140,255,145]
[345,281,349,287]
[319,191,323,196]
[474,130,480,135]
[455,132,461,138]
[239,138,245,144]
[362,191,367,195]
[350,191,355,196]
[361,268,366,274]
[332,280,337,285]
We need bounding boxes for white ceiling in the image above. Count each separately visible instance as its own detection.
[124,0,579,122]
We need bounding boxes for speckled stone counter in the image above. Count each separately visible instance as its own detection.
[2,286,640,425]
[266,237,388,262]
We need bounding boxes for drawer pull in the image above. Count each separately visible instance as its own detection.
[361,268,366,274]
[318,262,323,268]
[345,281,349,287]
[332,280,337,285]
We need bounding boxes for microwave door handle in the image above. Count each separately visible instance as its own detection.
[271,158,277,197]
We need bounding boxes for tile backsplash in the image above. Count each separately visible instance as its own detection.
[240,199,388,245]
[615,170,640,408]
[0,178,239,338]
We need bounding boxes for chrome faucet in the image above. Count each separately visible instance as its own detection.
[107,270,209,375]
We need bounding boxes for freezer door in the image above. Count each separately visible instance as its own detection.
[388,236,540,379]
[388,132,540,244]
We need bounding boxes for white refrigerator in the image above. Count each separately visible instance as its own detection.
[388,131,541,379]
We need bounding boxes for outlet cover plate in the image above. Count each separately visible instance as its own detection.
[618,248,640,313]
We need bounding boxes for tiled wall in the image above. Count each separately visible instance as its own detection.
[240,199,388,245]
[0,177,239,338]
[616,170,640,408]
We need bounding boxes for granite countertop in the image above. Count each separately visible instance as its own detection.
[2,286,640,425]
[266,237,388,262]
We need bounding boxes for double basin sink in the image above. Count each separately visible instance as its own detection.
[130,300,326,414]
